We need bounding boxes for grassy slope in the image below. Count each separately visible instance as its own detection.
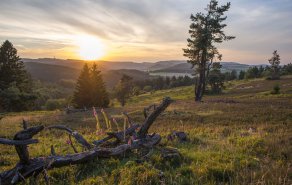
[0,76,291,184]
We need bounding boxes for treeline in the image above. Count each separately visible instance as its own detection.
[133,75,194,93]
[235,63,292,80]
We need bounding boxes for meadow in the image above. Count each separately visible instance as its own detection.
[0,76,291,185]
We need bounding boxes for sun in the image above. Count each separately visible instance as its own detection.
[76,35,105,60]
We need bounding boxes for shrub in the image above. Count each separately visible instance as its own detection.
[271,84,280,94]
[143,85,152,92]
[45,99,66,110]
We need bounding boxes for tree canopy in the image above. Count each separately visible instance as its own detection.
[183,0,235,101]
[0,40,35,112]
[73,63,109,108]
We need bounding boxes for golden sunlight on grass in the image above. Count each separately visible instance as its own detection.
[75,35,105,60]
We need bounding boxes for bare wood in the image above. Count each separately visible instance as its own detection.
[47,125,92,150]
[0,134,161,185]
[93,124,140,146]
[138,97,173,138]
[68,134,78,153]
[50,145,56,156]
[22,119,28,129]
[0,98,172,185]
[14,126,44,164]
[0,138,38,146]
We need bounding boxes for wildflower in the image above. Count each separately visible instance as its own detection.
[66,139,72,145]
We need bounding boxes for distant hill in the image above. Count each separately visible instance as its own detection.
[24,62,152,89]
[154,63,193,73]
[153,62,250,74]
[147,60,185,71]
[22,58,252,74]
[22,58,152,71]
[221,62,250,72]
[24,62,80,82]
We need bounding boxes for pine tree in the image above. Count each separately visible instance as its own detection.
[268,50,281,80]
[73,63,109,108]
[73,64,92,108]
[115,75,133,106]
[0,40,34,111]
[238,70,245,80]
[90,63,109,107]
[208,62,224,94]
[183,0,235,101]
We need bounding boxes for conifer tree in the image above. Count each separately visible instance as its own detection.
[90,63,109,107]
[115,75,133,106]
[208,62,224,94]
[0,40,34,111]
[73,64,92,108]
[73,63,109,108]
[183,0,235,101]
[268,50,281,80]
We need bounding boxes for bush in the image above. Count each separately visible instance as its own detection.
[143,85,152,92]
[271,84,280,94]
[45,99,66,110]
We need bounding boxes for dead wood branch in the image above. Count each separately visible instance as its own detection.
[0,138,38,146]
[138,97,173,138]
[47,125,92,150]
[0,97,173,185]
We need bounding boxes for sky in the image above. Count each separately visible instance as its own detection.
[0,0,291,64]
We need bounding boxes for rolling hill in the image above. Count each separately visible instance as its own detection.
[24,62,152,89]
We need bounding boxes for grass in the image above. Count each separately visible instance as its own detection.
[0,76,292,184]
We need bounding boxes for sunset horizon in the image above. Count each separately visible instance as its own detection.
[1,0,291,64]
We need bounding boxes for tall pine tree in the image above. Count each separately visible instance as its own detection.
[73,64,92,108]
[183,0,235,101]
[268,50,281,80]
[0,40,34,111]
[73,63,109,108]
[90,63,109,107]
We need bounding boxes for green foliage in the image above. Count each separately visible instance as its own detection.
[268,50,281,80]
[0,40,35,111]
[224,70,237,81]
[183,0,235,101]
[271,84,280,94]
[73,63,109,108]
[132,86,141,96]
[281,63,292,75]
[45,99,66,110]
[114,74,133,106]
[143,85,152,92]
[238,70,245,80]
[111,163,161,185]
[207,62,224,94]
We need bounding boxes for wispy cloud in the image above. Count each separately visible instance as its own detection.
[0,0,291,64]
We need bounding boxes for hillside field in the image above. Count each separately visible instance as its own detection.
[0,76,291,184]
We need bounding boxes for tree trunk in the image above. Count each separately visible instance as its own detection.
[195,50,207,102]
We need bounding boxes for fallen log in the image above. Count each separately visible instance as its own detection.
[0,97,173,185]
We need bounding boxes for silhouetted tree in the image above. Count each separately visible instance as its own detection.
[73,64,92,108]
[208,62,224,93]
[281,63,292,75]
[115,74,133,106]
[245,66,260,79]
[238,70,245,80]
[73,63,109,108]
[183,0,235,101]
[0,40,35,111]
[268,50,281,80]
[90,63,109,107]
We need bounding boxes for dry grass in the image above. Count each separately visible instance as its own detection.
[0,77,291,184]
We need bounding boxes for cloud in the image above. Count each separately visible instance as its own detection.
[0,0,291,63]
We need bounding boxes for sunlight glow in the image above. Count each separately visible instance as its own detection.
[76,35,105,60]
